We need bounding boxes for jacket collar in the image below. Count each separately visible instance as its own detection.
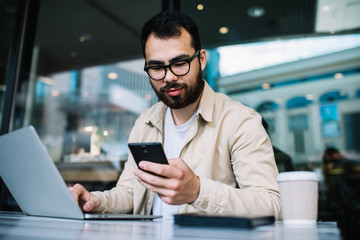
[197,80,214,123]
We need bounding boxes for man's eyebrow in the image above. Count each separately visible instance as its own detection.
[147,53,191,66]
[169,54,191,63]
[147,60,164,66]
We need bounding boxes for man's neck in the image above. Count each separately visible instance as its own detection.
[170,98,200,126]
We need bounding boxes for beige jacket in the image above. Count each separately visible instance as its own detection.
[93,81,281,219]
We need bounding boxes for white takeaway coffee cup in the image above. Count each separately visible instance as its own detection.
[277,171,319,227]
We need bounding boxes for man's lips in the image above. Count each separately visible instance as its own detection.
[165,87,183,96]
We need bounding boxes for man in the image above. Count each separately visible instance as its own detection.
[70,10,281,220]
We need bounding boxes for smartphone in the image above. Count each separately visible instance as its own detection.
[128,142,169,169]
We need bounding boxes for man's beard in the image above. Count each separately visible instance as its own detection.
[150,69,204,109]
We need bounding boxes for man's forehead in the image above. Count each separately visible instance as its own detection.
[145,29,192,48]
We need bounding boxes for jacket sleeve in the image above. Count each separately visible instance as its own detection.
[90,123,141,213]
[191,111,281,219]
[91,158,136,213]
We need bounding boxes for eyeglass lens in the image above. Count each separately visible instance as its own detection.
[146,50,199,80]
[148,61,190,80]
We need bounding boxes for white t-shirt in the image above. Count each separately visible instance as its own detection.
[152,107,197,220]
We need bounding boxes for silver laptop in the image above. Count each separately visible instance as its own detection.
[0,125,161,220]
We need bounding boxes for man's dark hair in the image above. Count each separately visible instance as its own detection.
[140,10,201,58]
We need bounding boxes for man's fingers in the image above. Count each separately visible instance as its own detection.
[69,184,85,204]
[68,183,101,212]
[135,158,200,205]
[137,178,184,205]
[83,199,95,212]
[135,170,165,187]
[138,161,179,178]
[137,177,171,197]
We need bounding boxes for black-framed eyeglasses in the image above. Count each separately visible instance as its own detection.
[144,50,200,81]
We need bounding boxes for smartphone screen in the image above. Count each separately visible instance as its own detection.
[128,142,169,168]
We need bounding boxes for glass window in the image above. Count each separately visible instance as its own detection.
[256,101,279,112]
[218,34,360,77]
[286,96,313,109]
[0,0,20,211]
[344,112,360,151]
[319,90,349,102]
[8,1,161,192]
[0,0,19,129]
[216,29,360,222]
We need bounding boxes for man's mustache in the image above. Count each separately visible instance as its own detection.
[160,82,187,92]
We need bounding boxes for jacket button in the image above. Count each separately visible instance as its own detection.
[201,200,208,209]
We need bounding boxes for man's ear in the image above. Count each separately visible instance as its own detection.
[199,49,207,71]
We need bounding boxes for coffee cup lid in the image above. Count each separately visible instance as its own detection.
[277,171,318,182]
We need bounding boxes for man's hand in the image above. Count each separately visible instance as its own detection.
[134,158,200,205]
[69,183,101,212]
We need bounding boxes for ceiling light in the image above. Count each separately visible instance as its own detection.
[219,27,229,34]
[339,90,346,96]
[51,90,59,97]
[262,83,271,89]
[84,126,95,132]
[321,5,331,12]
[306,94,314,100]
[247,6,265,18]
[108,72,118,80]
[79,33,93,43]
[79,36,86,43]
[82,92,89,98]
[197,4,204,11]
[334,73,343,79]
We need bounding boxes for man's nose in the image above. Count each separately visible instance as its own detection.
[163,67,178,83]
